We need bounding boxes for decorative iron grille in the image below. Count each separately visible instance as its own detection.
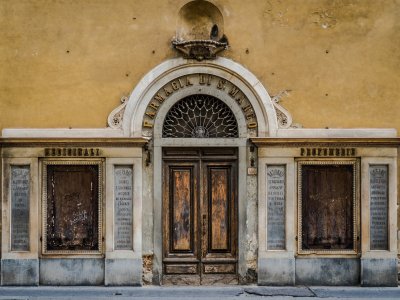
[162,94,238,138]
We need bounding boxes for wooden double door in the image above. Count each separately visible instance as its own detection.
[162,148,238,285]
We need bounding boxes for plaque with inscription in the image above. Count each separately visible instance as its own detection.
[300,163,355,252]
[45,164,100,252]
[114,166,133,250]
[11,166,30,251]
[369,165,388,250]
[267,165,286,250]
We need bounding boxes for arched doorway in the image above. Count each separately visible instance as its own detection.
[161,94,239,284]
[119,57,279,284]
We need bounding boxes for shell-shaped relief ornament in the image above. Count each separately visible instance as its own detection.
[107,96,129,129]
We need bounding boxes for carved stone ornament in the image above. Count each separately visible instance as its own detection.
[107,96,129,129]
[271,90,302,129]
[172,39,228,61]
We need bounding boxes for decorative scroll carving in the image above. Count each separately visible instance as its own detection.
[162,94,238,138]
[107,96,129,129]
[172,39,228,61]
[271,90,302,129]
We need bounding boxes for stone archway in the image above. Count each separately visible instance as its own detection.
[113,57,280,284]
[121,57,279,138]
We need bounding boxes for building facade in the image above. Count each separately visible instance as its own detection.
[1,0,399,286]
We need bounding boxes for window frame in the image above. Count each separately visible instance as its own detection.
[41,159,104,256]
[297,159,359,255]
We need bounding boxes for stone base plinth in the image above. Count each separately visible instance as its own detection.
[105,258,142,286]
[39,258,104,285]
[295,258,360,286]
[258,258,295,285]
[1,259,39,286]
[361,258,398,287]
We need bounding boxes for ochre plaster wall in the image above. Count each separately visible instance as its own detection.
[1,0,399,132]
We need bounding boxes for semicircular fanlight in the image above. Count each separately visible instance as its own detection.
[162,94,238,138]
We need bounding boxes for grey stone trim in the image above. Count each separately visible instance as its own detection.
[105,258,142,286]
[361,258,398,287]
[258,258,295,286]
[39,258,104,285]
[295,258,360,286]
[1,259,39,286]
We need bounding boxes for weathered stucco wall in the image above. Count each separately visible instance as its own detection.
[1,0,399,132]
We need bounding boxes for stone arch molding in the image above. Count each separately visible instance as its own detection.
[112,57,281,138]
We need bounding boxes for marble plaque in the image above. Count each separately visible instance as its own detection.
[11,166,30,251]
[267,165,286,250]
[114,166,133,250]
[370,165,388,250]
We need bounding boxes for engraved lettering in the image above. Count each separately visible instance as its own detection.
[145,111,156,119]
[217,79,226,90]
[185,76,193,86]
[247,122,257,129]
[163,87,173,96]
[235,97,243,105]
[267,165,285,250]
[143,121,153,128]
[154,93,165,103]
[242,105,253,113]
[114,166,133,250]
[199,74,212,85]
[11,166,30,251]
[229,86,240,98]
[149,102,159,111]
[370,165,388,250]
[171,81,179,91]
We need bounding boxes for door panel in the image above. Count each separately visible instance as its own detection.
[210,168,229,251]
[163,148,238,285]
[163,162,199,272]
[171,169,192,251]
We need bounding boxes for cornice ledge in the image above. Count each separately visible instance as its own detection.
[0,137,149,148]
[250,137,400,147]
